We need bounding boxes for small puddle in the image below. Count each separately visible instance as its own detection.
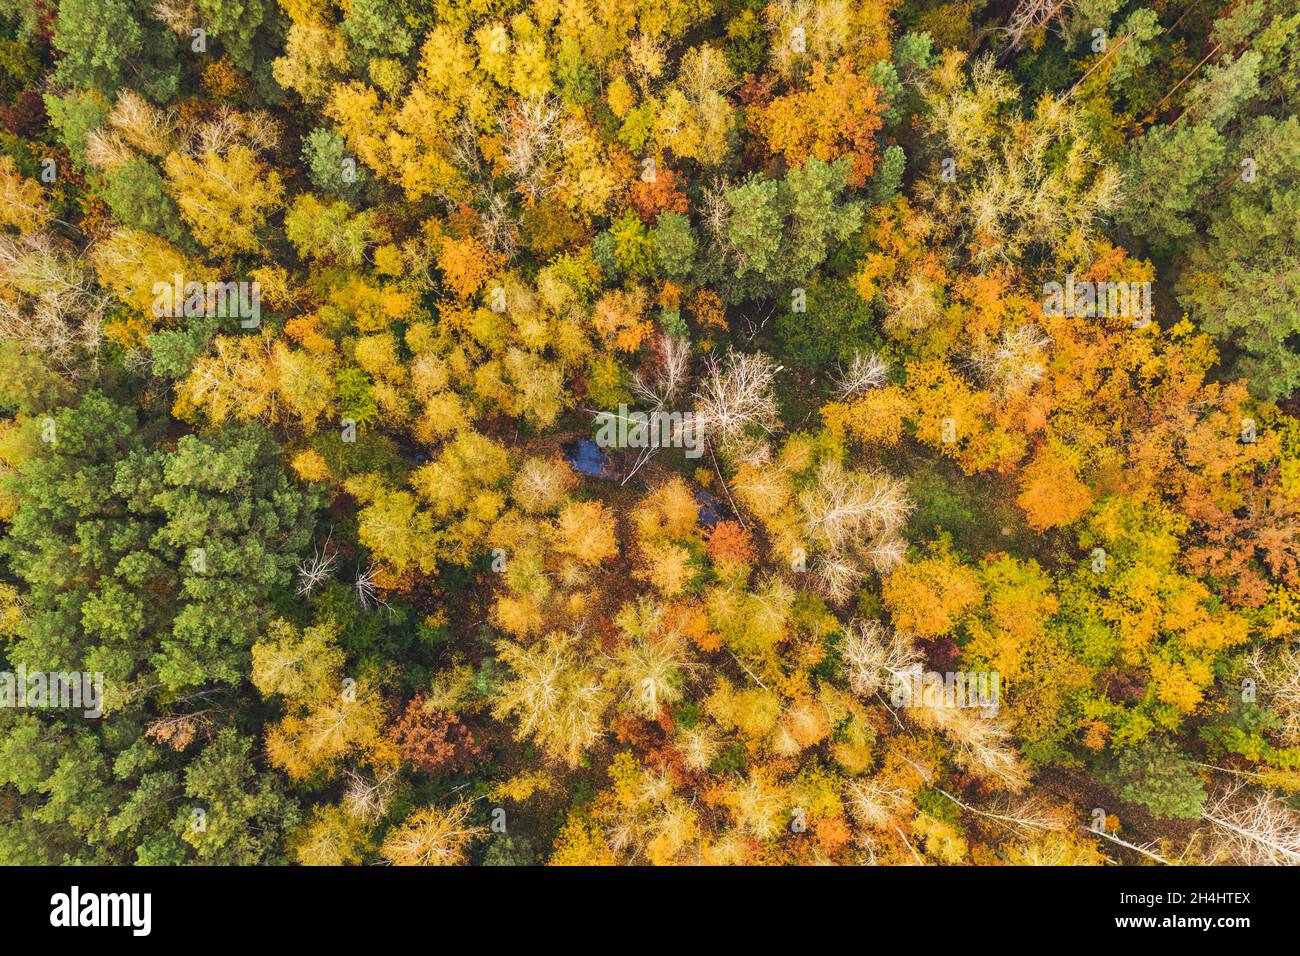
[563,438,616,479]
[696,490,726,528]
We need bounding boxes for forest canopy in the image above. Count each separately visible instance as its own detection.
[1,0,1299,867]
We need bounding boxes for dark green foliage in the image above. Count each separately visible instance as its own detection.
[869,144,906,205]
[1098,738,1208,820]
[197,0,273,72]
[52,0,144,92]
[481,832,536,865]
[179,728,301,864]
[1120,1,1300,398]
[101,157,182,242]
[341,0,412,57]
[2,393,319,691]
[302,128,369,200]
[42,90,110,171]
[145,318,220,379]
[651,211,696,280]
[700,158,865,304]
[52,0,178,99]
[773,274,880,369]
[0,394,315,863]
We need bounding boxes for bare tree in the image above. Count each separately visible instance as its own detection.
[799,460,910,554]
[735,300,776,346]
[1249,647,1300,745]
[863,535,908,572]
[691,349,780,452]
[922,704,1030,793]
[833,350,891,398]
[1003,0,1071,54]
[1203,785,1300,865]
[969,323,1050,394]
[631,335,691,410]
[936,789,1073,839]
[675,723,722,772]
[240,109,283,154]
[885,274,943,334]
[0,234,107,374]
[107,90,178,157]
[796,459,910,601]
[448,113,484,179]
[145,710,216,750]
[342,768,399,822]
[297,535,339,597]
[477,188,519,261]
[845,776,913,831]
[354,562,388,611]
[191,109,240,157]
[811,554,865,606]
[608,336,698,486]
[122,347,154,377]
[764,0,852,79]
[499,97,580,205]
[841,620,921,698]
[699,176,733,246]
[150,0,198,34]
[84,129,134,171]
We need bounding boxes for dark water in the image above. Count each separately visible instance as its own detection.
[696,490,725,528]
[564,440,729,529]
[563,438,615,478]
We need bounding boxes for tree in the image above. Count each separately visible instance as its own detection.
[3,394,318,693]
[196,0,271,72]
[0,395,312,864]
[285,195,384,267]
[753,61,884,187]
[274,23,352,103]
[0,234,109,372]
[438,235,502,298]
[301,127,368,198]
[100,157,182,242]
[702,158,864,301]
[915,53,1120,268]
[630,165,689,222]
[1204,786,1300,866]
[252,619,346,705]
[882,551,982,638]
[493,631,611,767]
[43,90,112,171]
[551,500,618,566]
[1116,2,1300,398]
[380,801,485,865]
[180,729,301,864]
[650,212,696,280]
[1016,443,1094,531]
[341,0,412,57]
[1099,739,1207,820]
[393,696,484,774]
[291,805,371,865]
[264,676,392,782]
[165,144,285,256]
[52,0,144,93]
[0,156,48,234]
